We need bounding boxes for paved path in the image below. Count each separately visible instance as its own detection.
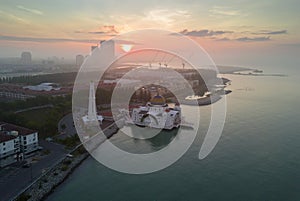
[14,104,54,114]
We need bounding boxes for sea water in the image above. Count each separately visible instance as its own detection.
[47,67,300,201]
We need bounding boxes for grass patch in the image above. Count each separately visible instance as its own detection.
[1,95,72,139]
[17,108,58,139]
[58,135,80,149]
[63,159,72,165]
[16,193,31,201]
[18,108,52,125]
[61,164,69,171]
[73,146,87,156]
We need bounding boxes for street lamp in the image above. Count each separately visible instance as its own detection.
[30,162,33,182]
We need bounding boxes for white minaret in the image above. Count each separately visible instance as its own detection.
[82,81,103,124]
[88,81,97,121]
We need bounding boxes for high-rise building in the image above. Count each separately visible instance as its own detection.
[100,40,115,61]
[76,54,84,66]
[21,52,32,65]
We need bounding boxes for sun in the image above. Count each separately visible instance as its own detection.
[121,44,133,52]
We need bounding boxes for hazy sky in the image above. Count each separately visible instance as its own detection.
[0,0,299,68]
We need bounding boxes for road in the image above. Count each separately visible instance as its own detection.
[14,104,54,114]
[57,113,77,139]
[0,140,67,201]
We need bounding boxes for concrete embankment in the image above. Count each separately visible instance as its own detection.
[13,121,120,201]
[12,147,89,201]
[32,152,89,201]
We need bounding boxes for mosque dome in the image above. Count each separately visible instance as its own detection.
[150,95,166,106]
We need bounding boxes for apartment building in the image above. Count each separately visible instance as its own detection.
[0,122,39,167]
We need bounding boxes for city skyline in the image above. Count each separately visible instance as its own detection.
[0,0,299,69]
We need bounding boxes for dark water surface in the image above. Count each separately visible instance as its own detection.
[47,67,300,201]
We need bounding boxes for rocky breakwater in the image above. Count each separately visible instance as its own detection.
[15,148,88,201]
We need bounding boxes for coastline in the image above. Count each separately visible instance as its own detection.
[40,153,90,201]
[35,151,89,201]
[12,146,89,201]
[20,67,251,201]
[13,121,120,201]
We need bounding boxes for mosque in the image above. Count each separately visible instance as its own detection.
[131,95,181,130]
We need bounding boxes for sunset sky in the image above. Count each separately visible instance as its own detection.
[0,0,299,69]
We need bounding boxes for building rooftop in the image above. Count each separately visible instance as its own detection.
[150,95,166,106]
[23,83,61,92]
[0,83,71,96]
[0,132,17,143]
[0,122,37,136]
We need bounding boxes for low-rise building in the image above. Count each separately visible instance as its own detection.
[0,133,20,167]
[23,83,61,92]
[0,122,39,167]
[0,83,72,101]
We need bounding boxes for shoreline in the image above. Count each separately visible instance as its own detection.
[9,66,291,201]
[20,76,234,200]
[16,72,237,201]
[13,120,120,201]
[12,146,89,201]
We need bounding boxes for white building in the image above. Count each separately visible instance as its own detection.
[23,83,61,91]
[19,130,38,155]
[0,133,20,167]
[132,95,181,130]
[0,122,39,167]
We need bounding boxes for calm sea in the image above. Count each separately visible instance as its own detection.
[47,66,300,201]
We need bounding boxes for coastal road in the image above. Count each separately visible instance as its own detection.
[0,140,67,201]
[57,113,77,139]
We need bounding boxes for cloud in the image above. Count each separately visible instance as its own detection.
[173,28,273,42]
[215,36,271,42]
[75,25,119,36]
[101,25,119,34]
[0,10,29,24]
[216,37,231,41]
[17,5,43,15]
[235,36,271,42]
[252,30,287,35]
[0,34,140,46]
[145,9,190,26]
[179,29,233,37]
[209,6,243,17]
[88,31,106,34]
[0,34,101,44]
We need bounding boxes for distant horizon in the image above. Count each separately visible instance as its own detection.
[0,0,299,71]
